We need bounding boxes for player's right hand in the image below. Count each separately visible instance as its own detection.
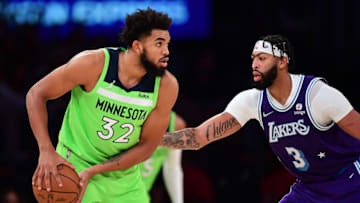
[32,148,76,192]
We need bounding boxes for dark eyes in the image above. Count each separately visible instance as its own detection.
[251,56,265,61]
[156,42,170,47]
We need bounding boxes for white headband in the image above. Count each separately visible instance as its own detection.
[253,40,289,63]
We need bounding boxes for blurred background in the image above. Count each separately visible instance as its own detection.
[1,0,360,202]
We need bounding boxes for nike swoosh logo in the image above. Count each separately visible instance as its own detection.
[107,80,116,88]
[262,111,274,118]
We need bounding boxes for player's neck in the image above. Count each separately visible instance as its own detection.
[268,72,292,105]
[118,50,147,89]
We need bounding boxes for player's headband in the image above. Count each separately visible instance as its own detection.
[253,40,289,63]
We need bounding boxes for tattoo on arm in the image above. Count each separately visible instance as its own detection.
[161,128,200,149]
[205,116,239,142]
[101,153,124,167]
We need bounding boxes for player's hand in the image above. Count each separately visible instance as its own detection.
[76,168,94,203]
[32,148,75,192]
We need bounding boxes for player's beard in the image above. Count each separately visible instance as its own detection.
[253,64,278,90]
[140,50,166,77]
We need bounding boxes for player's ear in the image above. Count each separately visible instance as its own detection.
[279,56,288,70]
[132,40,143,54]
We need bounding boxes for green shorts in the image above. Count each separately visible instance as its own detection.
[56,143,149,203]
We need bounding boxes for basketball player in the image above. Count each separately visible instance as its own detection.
[161,35,360,202]
[26,8,178,202]
[140,111,186,203]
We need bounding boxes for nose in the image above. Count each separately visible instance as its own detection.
[251,58,257,70]
[163,46,169,56]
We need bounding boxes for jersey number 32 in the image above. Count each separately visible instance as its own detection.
[97,116,134,143]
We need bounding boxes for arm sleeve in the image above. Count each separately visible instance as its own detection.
[224,89,259,126]
[310,80,354,125]
[162,149,183,203]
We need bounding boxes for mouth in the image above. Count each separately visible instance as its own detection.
[253,71,262,82]
[159,57,169,67]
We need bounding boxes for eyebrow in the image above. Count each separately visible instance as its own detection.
[251,53,266,58]
[154,37,166,41]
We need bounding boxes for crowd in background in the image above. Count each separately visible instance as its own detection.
[2,0,360,202]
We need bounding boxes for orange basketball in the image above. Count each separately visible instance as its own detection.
[32,164,81,203]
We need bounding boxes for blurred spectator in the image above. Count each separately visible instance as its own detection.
[260,166,296,203]
[0,186,22,203]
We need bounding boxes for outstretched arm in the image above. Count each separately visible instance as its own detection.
[163,113,187,203]
[163,150,183,203]
[160,112,241,150]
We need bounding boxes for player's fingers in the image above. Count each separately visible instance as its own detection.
[79,173,89,187]
[32,167,40,186]
[53,170,63,187]
[44,169,51,192]
[32,176,37,186]
[36,170,44,190]
[76,185,86,203]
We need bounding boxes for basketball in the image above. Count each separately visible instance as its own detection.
[32,164,81,203]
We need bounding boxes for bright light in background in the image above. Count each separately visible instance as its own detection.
[1,0,189,26]
[2,1,44,25]
[0,0,211,40]
[2,0,189,26]
[43,2,69,26]
[72,1,189,26]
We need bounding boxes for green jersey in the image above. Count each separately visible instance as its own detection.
[56,47,160,202]
[140,111,175,191]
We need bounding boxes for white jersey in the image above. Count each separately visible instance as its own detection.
[225,74,353,128]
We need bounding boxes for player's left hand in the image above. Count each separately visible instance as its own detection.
[76,169,94,203]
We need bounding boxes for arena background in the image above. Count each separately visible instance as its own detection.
[1,0,359,202]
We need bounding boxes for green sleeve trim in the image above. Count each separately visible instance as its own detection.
[168,111,176,132]
[100,48,110,84]
[152,76,161,107]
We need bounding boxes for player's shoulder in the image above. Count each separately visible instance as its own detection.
[64,48,106,79]
[156,70,179,108]
[307,75,332,93]
[233,88,260,101]
[64,48,106,86]
[159,70,179,91]
[71,48,105,66]
[300,74,327,86]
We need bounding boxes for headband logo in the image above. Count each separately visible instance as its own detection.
[253,40,289,63]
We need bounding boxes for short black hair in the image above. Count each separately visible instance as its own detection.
[119,7,172,48]
[259,34,296,73]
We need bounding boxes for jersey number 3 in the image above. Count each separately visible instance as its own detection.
[97,116,134,143]
[285,147,309,171]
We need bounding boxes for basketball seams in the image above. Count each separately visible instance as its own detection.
[33,164,81,203]
[34,190,78,203]
[58,173,81,191]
